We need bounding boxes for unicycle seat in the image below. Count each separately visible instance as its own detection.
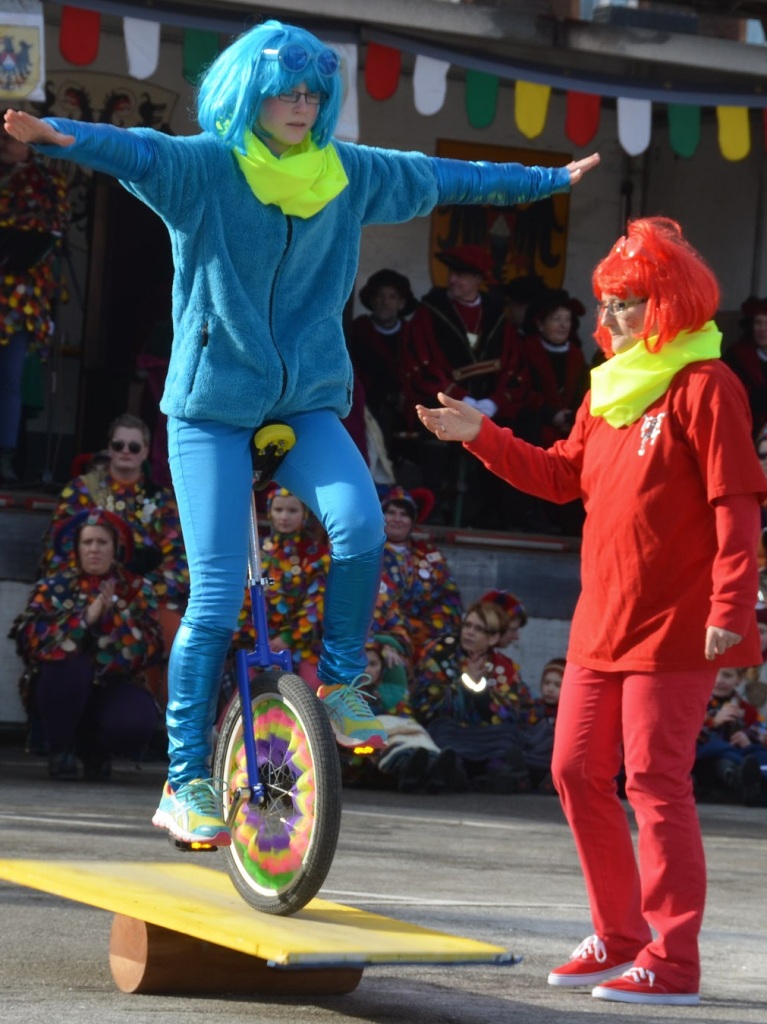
[251,422,296,490]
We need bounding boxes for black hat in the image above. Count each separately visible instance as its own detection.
[528,288,586,321]
[359,269,417,316]
[503,274,547,304]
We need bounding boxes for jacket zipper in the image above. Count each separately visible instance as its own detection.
[268,216,292,400]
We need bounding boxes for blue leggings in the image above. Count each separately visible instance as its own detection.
[166,410,384,786]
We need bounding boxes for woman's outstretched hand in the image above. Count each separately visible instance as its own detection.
[4,109,75,147]
[566,152,600,185]
[416,392,484,444]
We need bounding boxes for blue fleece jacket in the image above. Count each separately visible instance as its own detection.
[39,120,570,428]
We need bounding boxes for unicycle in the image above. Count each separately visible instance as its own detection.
[212,423,342,916]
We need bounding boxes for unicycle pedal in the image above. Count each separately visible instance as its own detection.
[251,421,296,490]
[168,835,220,853]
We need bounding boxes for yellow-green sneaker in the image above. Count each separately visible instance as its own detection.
[152,778,231,847]
[317,675,388,750]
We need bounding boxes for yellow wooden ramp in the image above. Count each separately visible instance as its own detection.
[0,859,516,995]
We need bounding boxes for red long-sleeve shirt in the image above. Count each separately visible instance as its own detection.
[465,360,766,671]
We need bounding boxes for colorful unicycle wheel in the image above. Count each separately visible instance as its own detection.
[213,670,342,915]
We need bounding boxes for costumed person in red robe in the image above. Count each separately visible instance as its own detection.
[416,217,766,1006]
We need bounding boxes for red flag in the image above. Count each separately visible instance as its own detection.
[60,6,101,66]
[365,42,401,101]
[565,92,601,148]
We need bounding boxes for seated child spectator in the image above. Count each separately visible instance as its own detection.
[481,588,527,651]
[378,486,463,660]
[347,268,418,455]
[411,600,533,793]
[695,666,767,806]
[521,657,565,793]
[341,636,467,795]
[232,486,330,690]
[10,508,162,780]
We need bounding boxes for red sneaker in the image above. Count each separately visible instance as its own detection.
[547,934,636,987]
[592,967,699,1005]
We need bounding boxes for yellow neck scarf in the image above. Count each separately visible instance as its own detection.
[232,129,348,219]
[590,320,722,428]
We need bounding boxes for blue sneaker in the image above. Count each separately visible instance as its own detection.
[152,778,231,847]
[317,675,388,750]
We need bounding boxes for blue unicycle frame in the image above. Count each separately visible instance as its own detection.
[233,490,293,802]
[213,426,342,915]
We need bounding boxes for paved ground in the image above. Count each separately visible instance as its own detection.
[0,736,765,1024]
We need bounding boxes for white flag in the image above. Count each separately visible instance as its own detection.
[413,55,449,116]
[325,41,358,142]
[124,17,160,81]
[617,97,652,156]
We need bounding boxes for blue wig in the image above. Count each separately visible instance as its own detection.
[197,20,343,152]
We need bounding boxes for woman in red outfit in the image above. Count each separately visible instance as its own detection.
[416,217,766,1007]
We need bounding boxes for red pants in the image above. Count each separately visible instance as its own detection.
[552,663,716,991]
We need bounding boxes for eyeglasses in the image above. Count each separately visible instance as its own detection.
[262,43,339,78]
[596,298,648,318]
[110,440,143,454]
[276,90,324,106]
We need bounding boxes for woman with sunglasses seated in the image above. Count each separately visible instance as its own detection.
[39,413,188,708]
[12,508,163,780]
[2,19,598,848]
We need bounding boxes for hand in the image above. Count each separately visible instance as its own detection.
[4,109,75,147]
[566,152,600,185]
[416,392,484,443]
[381,645,405,668]
[713,703,742,727]
[84,580,116,626]
[705,625,743,661]
[729,730,750,749]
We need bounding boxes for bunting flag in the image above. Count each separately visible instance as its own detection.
[123,17,160,80]
[717,106,751,161]
[617,97,652,156]
[59,5,100,66]
[514,80,551,140]
[413,54,449,116]
[565,91,601,147]
[667,104,700,159]
[183,28,219,85]
[364,41,401,101]
[0,0,45,101]
[465,69,498,129]
[328,41,359,142]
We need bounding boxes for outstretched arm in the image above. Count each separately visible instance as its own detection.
[4,108,153,181]
[4,109,74,147]
[429,152,600,206]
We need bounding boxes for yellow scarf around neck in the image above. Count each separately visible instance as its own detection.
[590,320,722,428]
[232,129,348,218]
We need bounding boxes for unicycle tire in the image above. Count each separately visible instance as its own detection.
[213,670,342,915]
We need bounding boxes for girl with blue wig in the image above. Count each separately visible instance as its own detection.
[4,19,599,847]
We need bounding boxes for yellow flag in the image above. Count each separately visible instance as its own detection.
[515,80,551,140]
[717,106,750,161]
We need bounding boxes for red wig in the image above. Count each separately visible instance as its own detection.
[592,217,720,356]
